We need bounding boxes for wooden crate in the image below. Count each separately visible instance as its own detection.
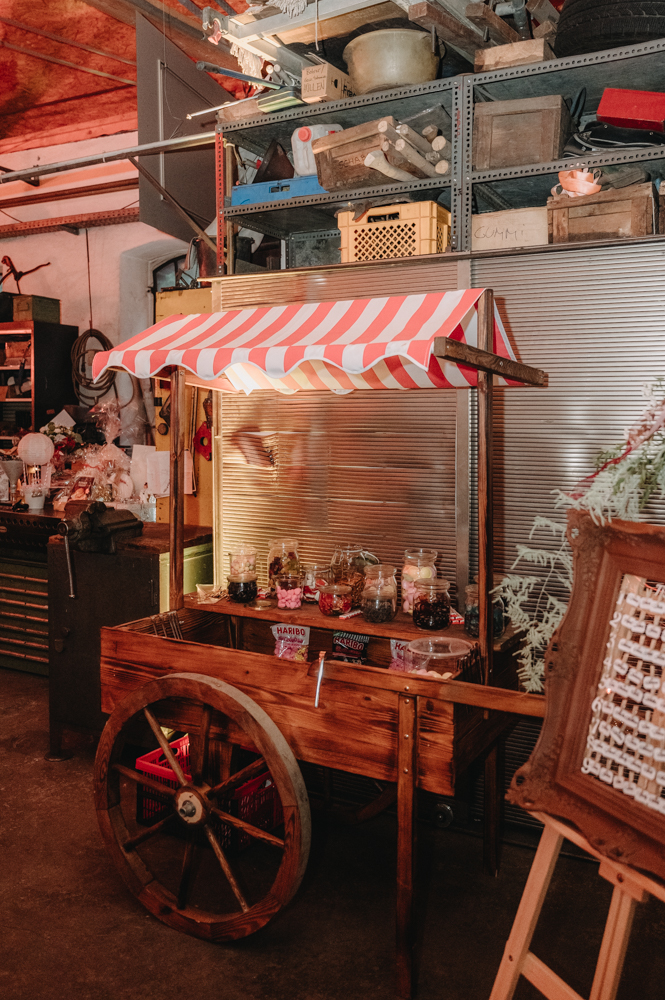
[548,182,658,243]
[473,94,570,170]
[471,206,549,251]
[312,117,397,190]
[338,201,451,262]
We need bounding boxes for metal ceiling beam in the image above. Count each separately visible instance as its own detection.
[0,39,136,85]
[0,15,137,65]
[0,132,216,186]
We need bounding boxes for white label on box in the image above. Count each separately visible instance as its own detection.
[471,207,548,251]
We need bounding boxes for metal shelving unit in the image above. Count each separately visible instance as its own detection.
[218,36,665,256]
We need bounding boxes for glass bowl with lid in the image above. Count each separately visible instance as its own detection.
[405,637,473,677]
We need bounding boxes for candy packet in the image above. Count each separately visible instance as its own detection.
[332,631,371,664]
[389,638,410,672]
[271,623,310,662]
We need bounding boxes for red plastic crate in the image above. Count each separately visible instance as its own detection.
[135,735,282,851]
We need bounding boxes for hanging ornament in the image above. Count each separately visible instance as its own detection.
[193,422,212,461]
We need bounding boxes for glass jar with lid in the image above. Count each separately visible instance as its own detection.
[405,637,472,676]
[228,544,257,576]
[302,564,329,603]
[463,584,505,638]
[401,548,437,614]
[330,543,378,608]
[267,538,299,586]
[413,579,450,631]
[276,572,303,609]
[227,573,258,604]
[318,582,352,617]
[360,564,397,624]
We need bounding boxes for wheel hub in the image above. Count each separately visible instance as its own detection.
[175,786,208,825]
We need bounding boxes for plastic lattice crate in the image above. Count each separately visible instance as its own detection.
[135,735,282,852]
[338,201,451,263]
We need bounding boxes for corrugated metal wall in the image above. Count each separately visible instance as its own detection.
[218,258,465,595]
[471,241,665,577]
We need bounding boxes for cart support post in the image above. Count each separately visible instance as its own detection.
[169,367,186,610]
[396,692,418,999]
[477,289,494,683]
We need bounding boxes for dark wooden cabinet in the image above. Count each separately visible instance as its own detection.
[0,320,78,432]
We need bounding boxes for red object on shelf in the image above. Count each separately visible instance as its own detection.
[597,88,665,132]
[135,735,282,850]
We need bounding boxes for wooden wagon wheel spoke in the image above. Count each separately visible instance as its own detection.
[209,806,285,848]
[193,703,212,785]
[177,833,196,911]
[143,707,188,786]
[95,673,310,941]
[204,825,249,912]
[123,813,176,853]
[112,762,177,800]
[207,756,267,799]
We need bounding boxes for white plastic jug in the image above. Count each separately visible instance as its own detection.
[291,124,342,176]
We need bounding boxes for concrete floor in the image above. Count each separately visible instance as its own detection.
[2,666,665,1000]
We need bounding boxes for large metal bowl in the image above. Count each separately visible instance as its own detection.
[343,29,439,95]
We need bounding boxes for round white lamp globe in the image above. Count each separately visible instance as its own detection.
[17,432,55,467]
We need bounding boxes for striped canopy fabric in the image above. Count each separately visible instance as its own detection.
[93,288,518,394]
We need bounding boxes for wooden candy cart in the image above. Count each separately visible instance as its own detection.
[92,288,547,997]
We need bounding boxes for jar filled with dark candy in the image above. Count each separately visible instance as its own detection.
[361,564,397,623]
[227,572,258,604]
[318,582,352,617]
[463,584,505,638]
[413,579,451,631]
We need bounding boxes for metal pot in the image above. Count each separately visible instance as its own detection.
[343,29,439,95]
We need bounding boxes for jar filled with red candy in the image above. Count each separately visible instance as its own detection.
[413,579,450,631]
[276,573,303,609]
[302,564,330,603]
[318,582,352,617]
[268,537,299,586]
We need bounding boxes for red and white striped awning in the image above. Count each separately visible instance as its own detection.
[93,288,517,394]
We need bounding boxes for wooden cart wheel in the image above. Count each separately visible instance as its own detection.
[94,672,311,940]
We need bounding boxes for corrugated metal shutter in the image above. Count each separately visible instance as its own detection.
[219,259,465,594]
[471,241,665,579]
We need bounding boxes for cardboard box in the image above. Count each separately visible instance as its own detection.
[473,94,570,170]
[597,88,665,132]
[12,294,60,324]
[472,207,549,250]
[5,340,31,360]
[302,62,354,104]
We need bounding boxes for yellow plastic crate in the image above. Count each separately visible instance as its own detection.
[339,201,451,263]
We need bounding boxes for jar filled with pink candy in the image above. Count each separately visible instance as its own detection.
[276,572,303,609]
[401,548,437,614]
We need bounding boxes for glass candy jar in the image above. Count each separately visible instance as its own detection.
[227,572,258,604]
[331,543,378,608]
[361,564,397,624]
[302,564,329,603]
[318,582,352,618]
[413,579,451,631]
[401,548,437,614]
[268,537,299,586]
[276,572,303,609]
[228,544,257,576]
[405,637,472,677]
[463,584,505,638]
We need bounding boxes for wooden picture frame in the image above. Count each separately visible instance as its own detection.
[508,509,665,881]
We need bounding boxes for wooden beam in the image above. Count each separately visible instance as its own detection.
[169,367,186,611]
[433,338,548,386]
[408,0,485,61]
[465,2,520,45]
